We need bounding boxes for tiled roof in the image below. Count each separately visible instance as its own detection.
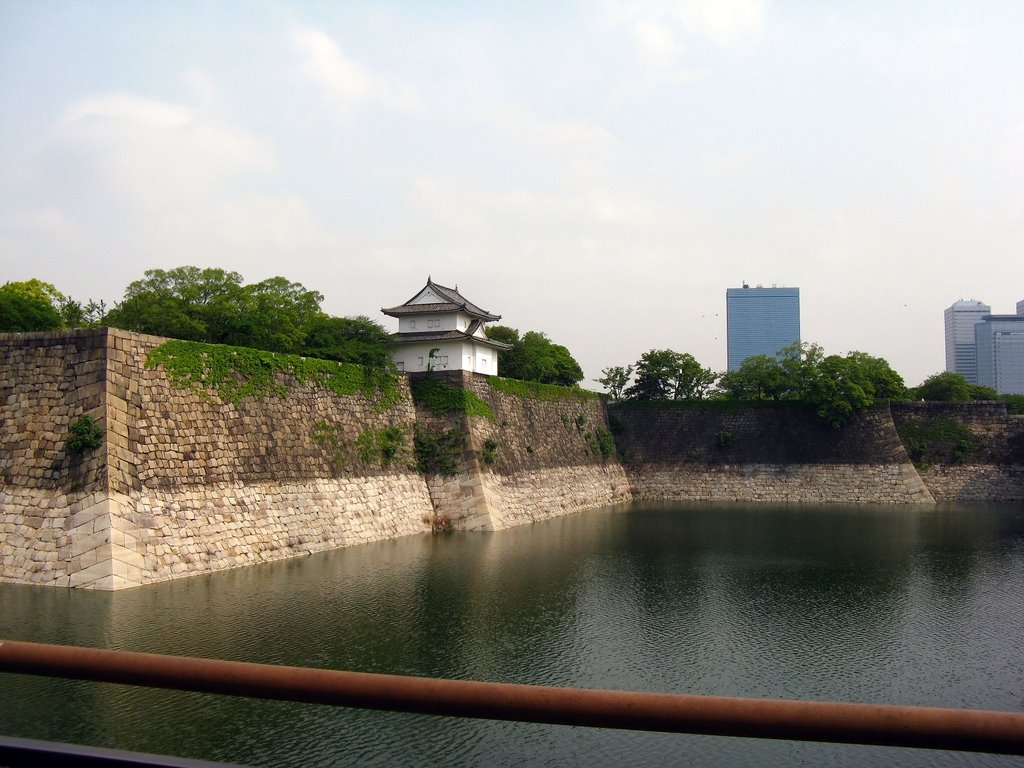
[392,329,513,350]
[381,277,501,321]
[381,303,461,315]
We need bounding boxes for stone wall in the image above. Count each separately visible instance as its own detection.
[613,402,934,504]
[414,372,631,530]
[4,329,1022,590]
[891,402,1024,500]
[1,329,434,589]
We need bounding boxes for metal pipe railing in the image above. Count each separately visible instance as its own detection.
[2,639,1023,755]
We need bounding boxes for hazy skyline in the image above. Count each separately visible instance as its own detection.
[2,1,1022,387]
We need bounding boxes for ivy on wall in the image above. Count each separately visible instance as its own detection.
[488,377,599,402]
[414,427,464,475]
[896,418,979,468]
[411,377,495,420]
[146,340,402,409]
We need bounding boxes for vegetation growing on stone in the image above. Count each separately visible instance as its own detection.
[411,377,495,420]
[481,437,499,465]
[585,427,615,460]
[356,425,408,466]
[65,414,105,456]
[896,418,979,467]
[146,339,402,408]
[414,427,463,475]
[488,376,599,402]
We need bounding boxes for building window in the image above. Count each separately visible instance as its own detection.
[439,355,449,365]
[417,357,424,366]
[396,361,404,372]
[427,318,440,329]
[410,320,416,329]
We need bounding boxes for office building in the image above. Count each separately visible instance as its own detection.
[975,314,1024,395]
[944,300,991,384]
[726,285,800,371]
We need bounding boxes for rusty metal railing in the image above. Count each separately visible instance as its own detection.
[2,639,1023,756]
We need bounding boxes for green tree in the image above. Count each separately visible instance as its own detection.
[485,326,526,378]
[487,325,584,386]
[776,341,825,400]
[103,266,324,353]
[235,276,323,353]
[843,351,907,401]
[302,315,395,368]
[104,267,245,341]
[914,371,972,402]
[717,355,787,400]
[0,286,62,331]
[968,384,999,400]
[595,365,634,400]
[0,279,106,331]
[625,349,717,400]
[805,354,876,428]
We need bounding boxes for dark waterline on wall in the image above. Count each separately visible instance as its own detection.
[2,501,1024,767]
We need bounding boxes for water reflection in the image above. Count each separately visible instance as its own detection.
[2,502,1023,767]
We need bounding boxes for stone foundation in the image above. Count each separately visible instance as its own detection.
[627,462,934,504]
[3,330,1021,590]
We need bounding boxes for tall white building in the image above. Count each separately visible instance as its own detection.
[944,300,990,384]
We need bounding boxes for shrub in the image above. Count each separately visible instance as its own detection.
[481,437,499,465]
[65,415,104,456]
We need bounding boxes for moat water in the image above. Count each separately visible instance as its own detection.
[2,501,1023,767]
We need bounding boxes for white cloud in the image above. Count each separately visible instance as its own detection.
[290,25,416,118]
[468,104,617,180]
[2,91,339,298]
[601,0,766,48]
[596,0,763,96]
[49,93,276,207]
[669,0,766,48]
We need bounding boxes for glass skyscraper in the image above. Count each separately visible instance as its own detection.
[975,312,1024,395]
[944,300,991,384]
[726,286,800,371]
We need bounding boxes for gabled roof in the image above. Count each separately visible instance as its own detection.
[381,277,501,321]
[392,328,513,351]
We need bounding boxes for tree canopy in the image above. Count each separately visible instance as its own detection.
[97,266,396,366]
[624,349,717,401]
[302,315,396,368]
[486,325,584,386]
[594,365,633,401]
[0,283,62,332]
[103,267,325,353]
[0,279,105,332]
[604,342,908,428]
[910,371,1003,402]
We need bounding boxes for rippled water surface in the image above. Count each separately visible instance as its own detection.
[2,502,1024,767]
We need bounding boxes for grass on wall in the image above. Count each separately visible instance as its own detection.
[488,377,600,402]
[411,377,495,420]
[146,340,402,409]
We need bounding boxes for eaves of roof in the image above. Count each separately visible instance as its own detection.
[392,330,513,350]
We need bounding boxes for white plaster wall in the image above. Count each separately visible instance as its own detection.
[394,342,462,373]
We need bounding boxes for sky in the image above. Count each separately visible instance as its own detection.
[1,1,1022,388]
